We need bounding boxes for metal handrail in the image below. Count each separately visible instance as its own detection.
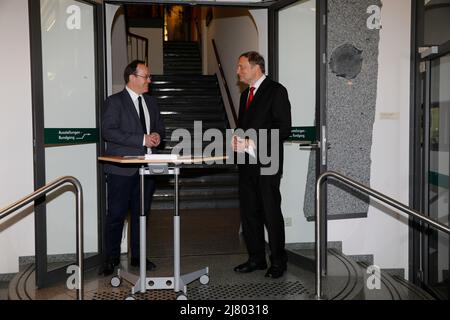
[212,39,238,126]
[315,171,450,299]
[0,176,84,300]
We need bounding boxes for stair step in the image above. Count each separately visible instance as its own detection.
[162,113,226,121]
[164,42,199,48]
[155,96,222,102]
[152,83,218,90]
[157,99,223,106]
[154,172,238,186]
[164,65,202,70]
[164,60,202,66]
[153,188,238,201]
[164,71,202,75]
[158,41,236,209]
[164,53,201,59]
[151,199,239,210]
[164,121,227,130]
[159,106,224,113]
[152,88,220,95]
[164,69,202,74]
[152,75,216,81]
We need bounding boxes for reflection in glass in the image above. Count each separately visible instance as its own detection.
[427,54,449,298]
[40,0,98,271]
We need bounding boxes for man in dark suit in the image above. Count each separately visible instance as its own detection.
[232,51,292,279]
[100,60,165,276]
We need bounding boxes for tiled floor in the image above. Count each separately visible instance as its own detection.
[5,208,316,300]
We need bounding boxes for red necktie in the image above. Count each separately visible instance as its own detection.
[246,87,255,109]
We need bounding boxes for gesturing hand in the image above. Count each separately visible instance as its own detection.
[231,135,246,153]
[145,133,161,148]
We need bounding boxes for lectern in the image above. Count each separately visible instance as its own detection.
[98,155,227,300]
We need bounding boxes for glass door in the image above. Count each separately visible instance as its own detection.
[421,41,450,299]
[269,0,326,268]
[29,0,104,288]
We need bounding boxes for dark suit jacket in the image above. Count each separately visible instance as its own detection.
[237,77,292,175]
[102,89,166,176]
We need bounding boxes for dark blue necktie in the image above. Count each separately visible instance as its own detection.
[138,96,147,134]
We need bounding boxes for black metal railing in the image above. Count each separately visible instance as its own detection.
[212,39,238,127]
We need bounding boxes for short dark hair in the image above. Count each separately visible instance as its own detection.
[124,60,146,84]
[240,51,265,73]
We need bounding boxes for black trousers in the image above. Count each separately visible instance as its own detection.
[105,172,156,259]
[238,170,287,266]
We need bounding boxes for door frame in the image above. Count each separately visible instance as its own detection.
[29,0,105,288]
[411,0,450,298]
[419,41,450,298]
[29,0,327,287]
[268,0,328,272]
[106,0,328,272]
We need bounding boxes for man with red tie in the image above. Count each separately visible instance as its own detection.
[232,51,292,279]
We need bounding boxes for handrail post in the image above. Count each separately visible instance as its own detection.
[73,177,84,301]
[314,170,450,300]
[0,176,84,300]
[315,173,324,299]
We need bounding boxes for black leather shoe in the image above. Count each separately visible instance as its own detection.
[265,265,287,279]
[99,262,115,276]
[130,257,156,271]
[234,261,267,273]
[111,257,120,266]
[98,257,120,276]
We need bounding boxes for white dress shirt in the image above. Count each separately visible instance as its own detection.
[126,86,151,154]
[249,74,266,97]
[245,74,266,158]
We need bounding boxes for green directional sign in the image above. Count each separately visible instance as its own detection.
[287,126,316,142]
[44,128,99,145]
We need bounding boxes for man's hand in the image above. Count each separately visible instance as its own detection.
[145,132,161,148]
[231,135,255,153]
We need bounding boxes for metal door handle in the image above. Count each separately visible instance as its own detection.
[299,141,320,150]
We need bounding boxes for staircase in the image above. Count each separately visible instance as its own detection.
[163,41,202,75]
[149,41,238,210]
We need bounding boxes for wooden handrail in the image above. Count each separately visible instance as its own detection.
[194,18,202,59]
[212,39,238,127]
[127,31,149,65]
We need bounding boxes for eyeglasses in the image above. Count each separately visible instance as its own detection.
[134,73,152,81]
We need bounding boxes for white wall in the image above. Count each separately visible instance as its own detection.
[0,0,35,274]
[205,7,260,118]
[129,27,164,75]
[249,9,268,69]
[109,5,128,95]
[328,0,412,278]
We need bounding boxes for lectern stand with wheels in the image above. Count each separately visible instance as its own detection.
[98,156,224,300]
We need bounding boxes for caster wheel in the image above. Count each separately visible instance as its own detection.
[125,295,136,300]
[176,294,188,300]
[199,274,210,285]
[110,276,121,288]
